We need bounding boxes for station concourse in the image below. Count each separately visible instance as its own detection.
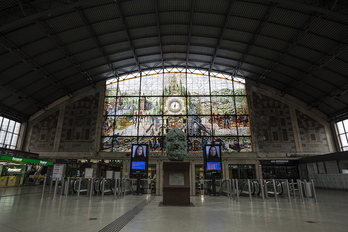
[1,1,348,232]
[0,185,348,232]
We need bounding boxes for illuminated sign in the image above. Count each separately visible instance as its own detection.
[8,168,22,172]
[0,155,54,165]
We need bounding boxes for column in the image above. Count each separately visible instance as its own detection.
[190,161,196,195]
[289,106,303,152]
[53,104,66,152]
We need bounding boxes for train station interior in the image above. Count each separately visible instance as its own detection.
[0,0,348,231]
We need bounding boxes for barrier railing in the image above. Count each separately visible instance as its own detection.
[128,178,156,195]
[222,179,317,203]
[41,177,132,200]
[41,177,317,203]
[195,179,223,196]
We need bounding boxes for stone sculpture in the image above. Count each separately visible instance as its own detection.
[165,129,187,161]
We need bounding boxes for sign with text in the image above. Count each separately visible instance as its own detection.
[52,164,65,180]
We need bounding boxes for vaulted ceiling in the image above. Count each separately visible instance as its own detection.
[0,0,347,122]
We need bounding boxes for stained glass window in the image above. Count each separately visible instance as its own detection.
[102,72,251,152]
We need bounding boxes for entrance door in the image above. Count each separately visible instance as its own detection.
[228,164,256,179]
[262,165,299,180]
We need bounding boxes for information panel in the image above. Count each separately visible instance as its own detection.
[130,144,149,178]
[203,145,222,179]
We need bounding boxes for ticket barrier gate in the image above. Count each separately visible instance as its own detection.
[223,179,317,203]
[41,177,130,200]
[195,179,223,195]
[128,178,156,195]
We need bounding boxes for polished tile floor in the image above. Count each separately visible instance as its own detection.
[0,185,348,232]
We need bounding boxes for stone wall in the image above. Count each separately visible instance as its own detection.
[25,83,103,155]
[28,111,58,152]
[59,94,99,152]
[252,93,297,153]
[296,110,330,153]
[25,81,335,158]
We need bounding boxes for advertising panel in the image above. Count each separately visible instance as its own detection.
[203,145,222,179]
[130,144,148,178]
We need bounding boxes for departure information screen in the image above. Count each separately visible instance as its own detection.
[131,161,146,170]
[206,162,222,171]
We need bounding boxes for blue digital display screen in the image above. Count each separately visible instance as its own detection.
[131,161,146,170]
[206,162,222,171]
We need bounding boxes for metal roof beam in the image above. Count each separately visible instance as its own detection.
[185,0,195,71]
[35,19,96,87]
[75,7,120,79]
[15,0,28,16]
[0,0,110,32]
[309,85,348,109]
[330,106,348,121]
[114,0,142,74]
[232,2,277,77]
[208,0,235,74]
[1,0,347,33]
[0,103,28,122]
[0,80,45,112]
[0,34,72,103]
[94,57,259,81]
[93,53,331,97]
[306,46,348,109]
[282,36,348,98]
[256,13,322,86]
[155,0,164,71]
[273,0,348,18]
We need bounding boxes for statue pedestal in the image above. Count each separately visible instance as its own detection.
[162,162,190,206]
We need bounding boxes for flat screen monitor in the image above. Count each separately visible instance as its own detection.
[131,161,146,170]
[130,144,148,178]
[205,145,221,162]
[206,162,222,171]
[203,145,222,179]
[131,144,147,161]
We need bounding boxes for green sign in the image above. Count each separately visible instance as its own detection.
[0,155,54,165]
